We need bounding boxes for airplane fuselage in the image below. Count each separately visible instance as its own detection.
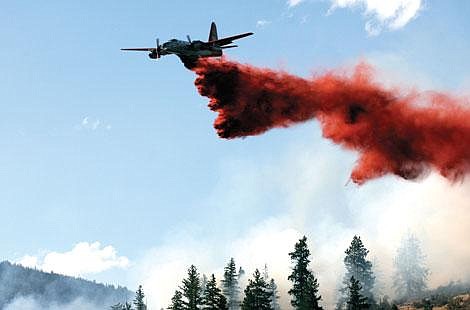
[156,39,223,58]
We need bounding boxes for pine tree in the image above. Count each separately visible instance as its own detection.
[168,290,185,310]
[181,265,203,310]
[337,236,375,309]
[201,274,208,304]
[269,278,281,310]
[393,233,429,300]
[134,285,146,310]
[288,236,323,310]
[222,258,240,310]
[241,269,272,310]
[202,274,228,310]
[261,264,280,310]
[347,277,369,310]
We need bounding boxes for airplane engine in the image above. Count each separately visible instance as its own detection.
[148,52,158,59]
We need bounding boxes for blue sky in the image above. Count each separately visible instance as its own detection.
[1,1,470,308]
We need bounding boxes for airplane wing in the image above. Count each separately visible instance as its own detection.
[121,48,155,51]
[207,32,253,46]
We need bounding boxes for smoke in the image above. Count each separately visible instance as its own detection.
[191,58,470,185]
[136,142,470,309]
[4,297,103,310]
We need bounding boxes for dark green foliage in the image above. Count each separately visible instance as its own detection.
[337,236,375,309]
[0,261,132,309]
[241,269,272,310]
[134,285,146,310]
[168,290,185,310]
[347,277,369,310]
[202,274,227,310]
[181,265,203,310]
[393,234,429,300]
[288,236,323,310]
[222,258,240,310]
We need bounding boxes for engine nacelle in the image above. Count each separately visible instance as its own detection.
[148,52,158,59]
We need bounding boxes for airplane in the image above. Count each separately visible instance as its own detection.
[121,22,253,68]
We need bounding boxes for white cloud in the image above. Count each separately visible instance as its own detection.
[329,0,423,35]
[17,242,129,277]
[287,0,304,7]
[256,19,272,28]
[78,116,111,131]
[17,255,39,268]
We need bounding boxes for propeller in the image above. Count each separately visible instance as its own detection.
[186,35,192,43]
[156,38,161,58]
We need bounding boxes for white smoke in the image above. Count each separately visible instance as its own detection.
[136,133,470,309]
[4,297,103,310]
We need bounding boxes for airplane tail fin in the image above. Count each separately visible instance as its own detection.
[208,22,218,42]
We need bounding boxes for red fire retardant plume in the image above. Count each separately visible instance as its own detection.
[192,58,470,184]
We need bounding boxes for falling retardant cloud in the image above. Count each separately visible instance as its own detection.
[328,0,423,35]
[17,241,130,277]
[192,58,470,184]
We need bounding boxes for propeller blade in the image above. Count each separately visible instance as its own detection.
[156,38,161,58]
[187,35,191,43]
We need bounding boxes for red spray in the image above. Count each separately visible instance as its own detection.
[192,58,470,184]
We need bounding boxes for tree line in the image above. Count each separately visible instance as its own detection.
[112,233,431,309]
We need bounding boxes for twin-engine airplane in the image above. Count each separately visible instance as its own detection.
[121,22,253,68]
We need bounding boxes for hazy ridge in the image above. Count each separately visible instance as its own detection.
[0,261,131,309]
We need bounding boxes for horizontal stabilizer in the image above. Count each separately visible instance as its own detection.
[121,48,155,52]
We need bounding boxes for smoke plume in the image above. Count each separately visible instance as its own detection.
[192,58,470,184]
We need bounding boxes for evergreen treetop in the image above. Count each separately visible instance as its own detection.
[168,290,184,310]
[337,235,375,309]
[222,258,240,310]
[134,285,146,310]
[288,236,323,310]
[241,269,272,310]
[202,274,227,310]
[181,265,203,310]
[393,233,429,299]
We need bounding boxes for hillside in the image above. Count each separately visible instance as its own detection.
[0,261,132,309]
